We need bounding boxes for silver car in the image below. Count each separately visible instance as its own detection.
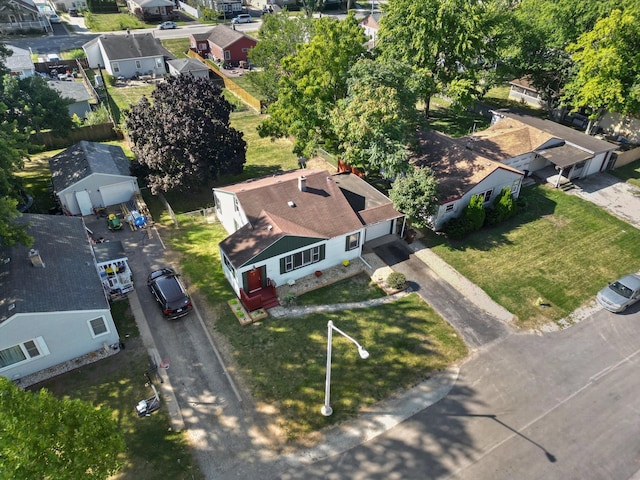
[596,273,640,312]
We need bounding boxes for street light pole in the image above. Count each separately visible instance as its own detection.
[321,320,369,417]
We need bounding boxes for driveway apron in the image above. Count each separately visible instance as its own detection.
[373,241,511,350]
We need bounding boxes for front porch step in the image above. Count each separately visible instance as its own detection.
[560,182,575,192]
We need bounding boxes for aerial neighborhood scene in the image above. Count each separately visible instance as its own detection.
[2,0,640,478]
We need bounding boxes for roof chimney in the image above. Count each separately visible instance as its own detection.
[28,249,45,268]
[298,176,307,192]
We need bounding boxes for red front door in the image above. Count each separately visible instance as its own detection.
[247,267,262,293]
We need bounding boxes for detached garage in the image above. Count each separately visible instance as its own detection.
[49,141,140,216]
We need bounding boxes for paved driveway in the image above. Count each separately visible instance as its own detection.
[571,172,640,228]
[373,241,511,350]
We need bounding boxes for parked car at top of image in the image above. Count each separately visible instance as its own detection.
[147,268,193,319]
[68,8,78,16]
[158,21,177,30]
[232,13,251,24]
[48,13,61,23]
[596,273,640,313]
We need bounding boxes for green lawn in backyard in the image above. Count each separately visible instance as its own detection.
[482,85,547,117]
[161,38,191,59]
[16,151,63,214]
[610,159,640,188]
[295,273,386,306]
[31,300,201,480]
[166,215,466,441]
[107,83,156,124]
[427,105,490,138]
[425,184,640,328]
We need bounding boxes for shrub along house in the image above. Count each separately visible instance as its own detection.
[0,214,120,385]
[214,170,404,310]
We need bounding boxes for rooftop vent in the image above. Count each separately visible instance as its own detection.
[298,176,307,192]
[287,201,296,208]
[28,249,45,268]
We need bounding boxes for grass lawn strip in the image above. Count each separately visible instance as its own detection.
[428,184,640,328]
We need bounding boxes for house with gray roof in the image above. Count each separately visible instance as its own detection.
[0,0,49,34]
[200,25,257,64]
[83,32,173,79]
[214,170,403,310]
[0,214,120,385]
[5,44,35,78]
[167,58,210,79]
[47,79,95,118]
[49,141,140,216]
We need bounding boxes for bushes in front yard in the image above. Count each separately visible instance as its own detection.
[442,187,518,239]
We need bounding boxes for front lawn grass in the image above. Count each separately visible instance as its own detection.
[167,215,466,441]
[161,38,190,59]
[295,273,387,306]
[426,184,640,328]
[32,300,200,480]
[84,12,148,32]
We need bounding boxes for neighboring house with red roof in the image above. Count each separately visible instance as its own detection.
[214,170,403,310]
[415,110,618,230]
[197,25,257,64]
[359,12,382,50]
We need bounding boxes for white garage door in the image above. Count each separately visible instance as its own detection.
[365,221,393,242]
[100,182,135,207]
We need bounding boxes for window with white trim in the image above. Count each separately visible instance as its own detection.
[345,232,360,251]
[0,337,48,370]
[224,51,231,60]
[88,317,109,337]
[155,58,163,69]
[112,62,120,73]
[281,245,323,273]
[479,189,493,203]
[135,60,142,69]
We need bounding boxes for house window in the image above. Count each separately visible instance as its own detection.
[88,317,109,337]
[280,245,325,273]
[9,14,16,23]
[242,48,249,53]
[222,253,235,276]
[0,337,47,370]
[345,233,360,251]
[135,60,142,69]
[479,189,493,203]
[224,51,231,60]
[155,58,163,69]
[112,62,120,73]
[233,196,239,212]
[445,204,454,212]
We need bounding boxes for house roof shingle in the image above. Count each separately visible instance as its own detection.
[206,25,254,48]
[413,130,523,202]
[0,214,109,324]
[49,141,132,193]
[89,33,173,61]
[217,170,400,266]
[47,79,93,103]
[5,44,34,73]
[167,58,209,74]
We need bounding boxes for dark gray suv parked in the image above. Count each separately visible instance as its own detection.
[147,268,193,319]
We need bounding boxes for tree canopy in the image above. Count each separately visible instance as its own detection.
[563,6,640,122]
[389,167,439,228]
[247,12,313,104]
[125,75,246,194]
[257,13,367,156]
[331,59,418,179]
[0,377,125,479]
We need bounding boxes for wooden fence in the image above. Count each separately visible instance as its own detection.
[31,122,122,149]
[188,50,263,113]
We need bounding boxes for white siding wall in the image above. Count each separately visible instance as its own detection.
[583,152,609,177]
[59,174,137,214]
[214,190,248,234]
[0,309,119,380]
[108,57,166,79]
[433,169,522,230]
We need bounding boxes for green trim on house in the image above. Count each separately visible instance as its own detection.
[240,235,325,267]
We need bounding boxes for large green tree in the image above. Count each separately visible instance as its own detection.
[125,75,246,194]
[563,6,640,129]
[389,167,439,228]
[3,75,73,137]
[331,59,418,179]
[377,0,509,116]
[247,12,313,104]
[0,377,125,479]
[257,13,367,156]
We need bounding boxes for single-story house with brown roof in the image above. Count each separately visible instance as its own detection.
[413,130,525,231]
[199,25,257,64]
[214,170,404,310]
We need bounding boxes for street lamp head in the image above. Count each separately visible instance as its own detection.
[358,346,369,359]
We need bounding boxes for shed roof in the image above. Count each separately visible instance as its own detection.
[49,141,132,193]
[92,241,127,264]
[5,44,34,72]
[167,58,209,74]
[0,214,109,324]
[47,79,93,103]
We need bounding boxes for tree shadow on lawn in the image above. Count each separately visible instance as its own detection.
[435,184,558,253]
